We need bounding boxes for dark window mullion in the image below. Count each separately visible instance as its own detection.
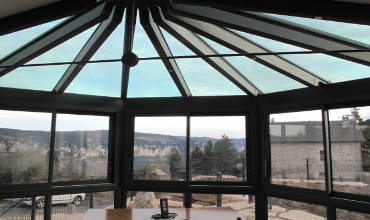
[322,109,333,195]
[48,113,57,184]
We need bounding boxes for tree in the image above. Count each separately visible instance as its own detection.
[167,148,182,180]
[191,145,203,175]
[351,107,363,123]
[213,135,238,174]
[202,140,215,174]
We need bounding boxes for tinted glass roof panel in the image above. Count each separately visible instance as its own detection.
[0,18,67,60]
[65,21,125,97]
[0,25,97,91]
[199,35,306,93]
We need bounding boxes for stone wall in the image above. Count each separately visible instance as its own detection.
[271,142,362,181]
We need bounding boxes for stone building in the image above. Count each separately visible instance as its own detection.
[270,120,364,181]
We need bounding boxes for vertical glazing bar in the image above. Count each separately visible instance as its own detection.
[48,113,57,183]
[253,106,267,219]
[186,115,190,182]
[44,194,52,220]
[322,109,333,194]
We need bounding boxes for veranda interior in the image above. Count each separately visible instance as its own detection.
[0,0,370,219]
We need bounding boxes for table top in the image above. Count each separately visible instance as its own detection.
[82,208,245,220]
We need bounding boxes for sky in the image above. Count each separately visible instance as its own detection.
[0,110,109,131]
[0,10,369,134]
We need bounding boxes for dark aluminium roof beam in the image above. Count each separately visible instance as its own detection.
[0,1,114,78]
[140,8,191,97]
[169,3,370,67]
[121,1,137,99]
[151,7,261,96]
[162,11,329,86]
[53,5,125,93]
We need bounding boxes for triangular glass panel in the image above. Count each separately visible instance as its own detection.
[232,29,370,83]
[161,28,246,96]
[0,18,68,60]
[161,28,195,56]
[127,13,181,98]
[0,24,97,91]
[263,13,370,45]
[199,35,306,94]
[66,21,125,97]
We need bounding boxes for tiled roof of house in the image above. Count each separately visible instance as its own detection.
[270,120,365,143]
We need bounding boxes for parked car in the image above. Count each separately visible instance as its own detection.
[22,193,86,208]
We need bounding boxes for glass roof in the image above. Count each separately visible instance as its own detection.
[0,24,97,91]
[0,3,368,98]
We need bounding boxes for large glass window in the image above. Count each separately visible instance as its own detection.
[0,110,51,185]
[269,110,325,190]
[53,114,109,182]
[190,116,247,182]
[133,117,186,181]
[268,197,326,219]
[329,106,370,196]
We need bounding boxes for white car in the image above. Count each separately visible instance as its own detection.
[22,193,86,208]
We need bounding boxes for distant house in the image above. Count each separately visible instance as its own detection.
[270,120,364,181]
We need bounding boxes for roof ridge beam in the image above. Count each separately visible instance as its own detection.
[151,7,261,96]
[140,8,191,97]
[0,1,115,78]
[162,10,329,86]
[169,3,370,67]
[53,5,125,93]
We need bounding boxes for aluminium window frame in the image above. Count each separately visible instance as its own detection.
[261,93,370,218]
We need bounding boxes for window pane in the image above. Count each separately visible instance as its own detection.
[329,107,370,196]
[190,116,247,182]
[128,60,182,98]
[66,21,125,97]
[127,191,183,208]
[53,114,109,182]
[51,193,88,220]
[337,208,370,220]
[0,18,67,60]
[269,110,326,190]
[0,196,44,220]
[92,191,114,209]
[0,110,51,185]
[133,117,186,181]
[268,197,326,219]
[0,25,97,92]
[192,194,254,219]
[127,17,181,98]
[162,28,246,96]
